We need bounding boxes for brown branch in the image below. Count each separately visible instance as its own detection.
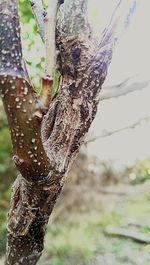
[0,0,138,264]
[0,1,53,264]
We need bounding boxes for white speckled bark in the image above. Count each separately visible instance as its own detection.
[0,0,138,264]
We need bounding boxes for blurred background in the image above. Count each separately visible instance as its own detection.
[1,0,150,264]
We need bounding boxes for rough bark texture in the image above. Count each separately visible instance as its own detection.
[0,0,137,264]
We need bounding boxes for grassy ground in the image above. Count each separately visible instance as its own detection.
[38,168,150,265]
[1,155,150,265]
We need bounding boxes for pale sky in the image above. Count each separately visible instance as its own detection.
[88,0,150,84]
[86,1,150,166]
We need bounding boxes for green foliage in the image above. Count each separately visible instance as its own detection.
[0,126,13,256]
[38,188,150,265]
[44,220,97,263]
[19,0,33,23]
[0,127,11,163]
[0,106,15,257]
[0,212,7,255]
[19,0,45,92]
[19,0,60,94]
[126,159,150,184]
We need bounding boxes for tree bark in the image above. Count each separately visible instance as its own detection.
[0,0,138,264]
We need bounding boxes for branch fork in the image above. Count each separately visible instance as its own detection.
[0,0,138,264]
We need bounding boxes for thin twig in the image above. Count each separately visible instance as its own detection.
[85,116,150,145]
[101,78,150,100]
[44,0,59,77]
[29,0,45,42]
[39,1,60,108]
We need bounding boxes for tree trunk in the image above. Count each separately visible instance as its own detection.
[0,0,138,264]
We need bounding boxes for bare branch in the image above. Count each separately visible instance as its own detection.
[39,0,60,109]
[85,116,150,144]
[0,0,139,264]
[42,0,139,174]
[99,0,137,49]
[29,0,45,42]
[45,0,60,77]
[101,78,150,100]
[0,1,54,264]
[30,0,61,108]
[0,0,49,181]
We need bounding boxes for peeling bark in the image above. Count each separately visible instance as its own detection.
[0,0,138,264]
